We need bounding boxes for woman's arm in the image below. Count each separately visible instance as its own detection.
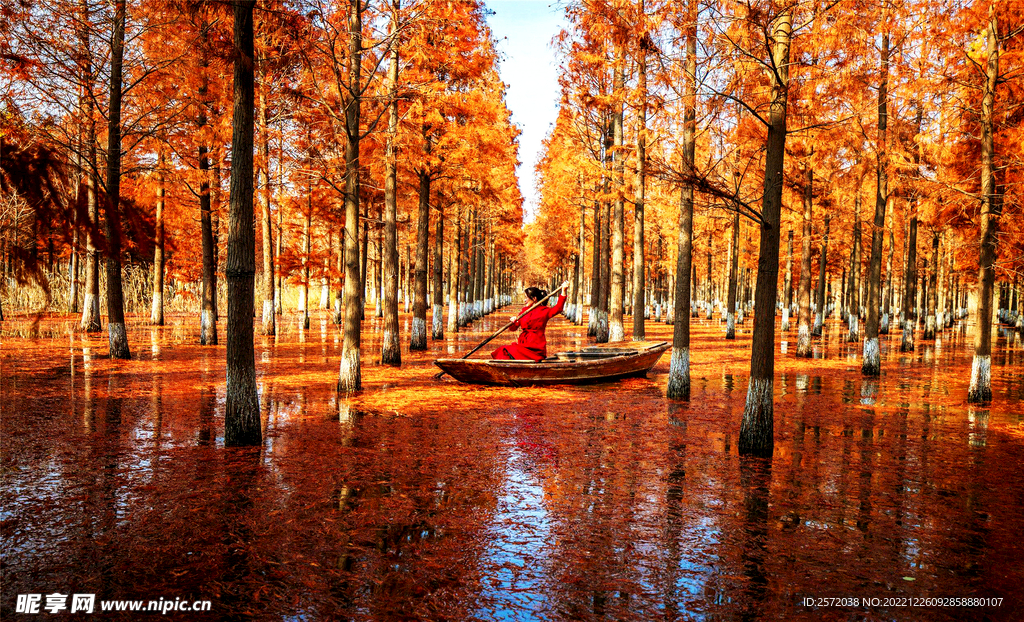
[548,293,567,318]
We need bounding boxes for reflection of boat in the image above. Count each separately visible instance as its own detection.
[434,340,670,386]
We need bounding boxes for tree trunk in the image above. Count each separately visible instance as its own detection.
[104,0,130,359]
[411,170,430,350]
[301,190,311,330]
[881,225,894,333]
[632,42,647,341]
[847,206,861,342]
[225,0,261,445]
[337,0,363,393]
[668,4,696,399]
[199,17,217,346]
[969,6,999,403]
[431,197,444,339]
[813,214,829,336]
[259,73,275,335]
[924,231,939,339]
[151,151,165,325]
[781,229,793,331]
[588,198,600,336]
[726,208,740,339]
[574,202,585,324]
[862,25,890,376]
[795,168,813,356]
[78,0,101,333]
[901,210,918,351]
[739,5,792,459]
[447,203,460,334]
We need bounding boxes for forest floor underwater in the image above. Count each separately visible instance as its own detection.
[2,306,1023,621]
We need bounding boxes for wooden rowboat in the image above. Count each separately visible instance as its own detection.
[434,340,670,386]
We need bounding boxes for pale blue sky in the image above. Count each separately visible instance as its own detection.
[485,0,567,221]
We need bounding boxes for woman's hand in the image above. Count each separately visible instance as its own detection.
[560,280,569,291]
[510,315,518,323]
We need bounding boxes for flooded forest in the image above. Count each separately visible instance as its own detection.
[2,0,1024,620]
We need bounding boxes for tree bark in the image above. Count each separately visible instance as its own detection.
[632,39,648,341]
[608,55,626,342]
[862,25,890,376]
[104,0,130,359]
[781,229,793,331]
[151,151,165,325]
[739,5,792,458]
[924,231,939,339]
[259,69,275,335]
[795,168,813,356]
[969,5,999,403]
[225,0,260,445]
[199,17,217,346]
[813,214,829,336]
[668,3,696,399]
[337,0,363,393]
[410,169,430,350]
[726,207,740,339]
[447,203,460,334]
[78,0,101,333]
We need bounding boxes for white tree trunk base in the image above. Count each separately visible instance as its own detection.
[410,317,427,350]
[968,355,991,403]
[862,337,880,376]
[781,307,790,331]
[337,347,361,394]
[796,323,811,357]
[431,304,443,339]
[666,347,690,399]
[726,313,735,339]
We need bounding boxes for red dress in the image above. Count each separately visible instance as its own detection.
[491,294,566,361]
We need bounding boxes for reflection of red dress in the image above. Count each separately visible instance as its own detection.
[492,294,566,361]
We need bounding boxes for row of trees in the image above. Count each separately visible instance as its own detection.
[530,0,1023,456]
[2,0,525,444]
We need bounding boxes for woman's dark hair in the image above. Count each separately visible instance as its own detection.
[525,287,547,302]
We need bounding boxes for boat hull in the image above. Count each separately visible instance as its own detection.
[434,341,670,386]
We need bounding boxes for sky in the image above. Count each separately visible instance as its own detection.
[484,1,567,222]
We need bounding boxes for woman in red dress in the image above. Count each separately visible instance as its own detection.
[491,281,568,361]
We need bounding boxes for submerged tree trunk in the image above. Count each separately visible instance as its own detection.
[863,25,890,377]
[224,0,260,445]
[78,0,101,334]
[901,209,918,351]
[382,18,401,365]
[259,75,275,336]
[337,0,363,393]
[739,5,792,459]
[881,226,894,333]
[795,168,813,357]
[668,4,696,399]
[104,0,130,359]
[969,6,1000,403]
[726,207,740,340]
[813,214,829,336]
[151,152,165,325]
[781,229,793,331]
[924,231,939,339]
[632,42,648,341]
[199,17,217,346]
[609,55,626,342]
[447,204,461,334]
[411,170,430,350]
[431,203,444,339]
[588,197,600,336]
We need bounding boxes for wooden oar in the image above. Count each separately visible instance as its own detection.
[433,283,568,380]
